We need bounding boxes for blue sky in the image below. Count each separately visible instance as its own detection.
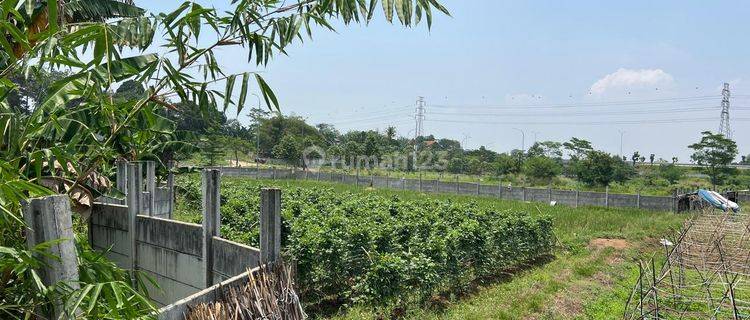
[141,1,750,160]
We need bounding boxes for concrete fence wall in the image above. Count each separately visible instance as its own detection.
[87,166,281,311]
[211,166,678,212]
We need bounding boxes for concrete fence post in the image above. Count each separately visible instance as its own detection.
[146,161,156,216]
[167,160,175,219]
[419,172,423,192]
[370,173,374,187]
[575,189,580,208]
[498,182,502,199]
[672,190,677,213]
[316,170,321,181]
[260,188,282,265]
[126,163,141,282]
[305,170,309,180]
[476,181,480,195]
[385,172,390,188]
[201,169,221,288]
[548,186,552,203]
[116,159,128,196]
[522,187,527,202]
[637,191,641,209]
[23,195,80,320]
[455,175,459,194]
[272,166,276,180]
[356,167,360,187]
[605,186,609,208]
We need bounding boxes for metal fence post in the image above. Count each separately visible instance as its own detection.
[260,188,281,265]
[201,169,221,288]
[23,195,80,320]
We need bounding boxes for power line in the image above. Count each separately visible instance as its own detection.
[425,117,750,126]
[430,95,724,110]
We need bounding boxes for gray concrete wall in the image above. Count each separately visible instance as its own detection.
[551,189,577,207]
[608,193,637,208]
[90,203,130,268]
[211,237,260,283]
[135,216,203,306]
[578,191,607,207]
[89,201,267,307]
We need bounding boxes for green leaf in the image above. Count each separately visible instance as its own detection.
[47,0,58,33]
[223,74,236,112]
[255,74,279,111]
[382,0,394,22]
[237,73,249,113]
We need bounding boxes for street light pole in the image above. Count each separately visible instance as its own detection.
[618,130,626,157]
[512,128,525,151]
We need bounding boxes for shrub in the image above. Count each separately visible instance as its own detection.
[175,177,554,310]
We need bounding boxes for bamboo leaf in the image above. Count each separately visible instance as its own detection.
[237,73,249,113]
[255,74,279,111]
[223,74,236,112]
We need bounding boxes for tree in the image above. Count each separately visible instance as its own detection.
[495,153,522,176]
[201,135,226,166]
[273,135,303,167]
[573,150,635,186]
[649,153,655,165]
[527,141,563,159]
[523,156,562,183]
[672,157,679,164]
[689,131,739,186]
[659,163,684,184]
[563,137,593,159]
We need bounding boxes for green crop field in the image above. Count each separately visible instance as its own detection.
[173,174,685,319]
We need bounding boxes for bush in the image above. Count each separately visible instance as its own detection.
[572,150,635,186]
[523,156,562,183]
[658,163,684,184]
[175,177,554,310]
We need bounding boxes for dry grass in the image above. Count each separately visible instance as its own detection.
[185,260,306,320]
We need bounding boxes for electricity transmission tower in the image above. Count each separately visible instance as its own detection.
[414,96,426,140]
[719,82,732,139]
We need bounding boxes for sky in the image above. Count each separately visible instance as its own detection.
[140,1,750,161]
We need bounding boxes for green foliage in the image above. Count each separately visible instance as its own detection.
[175,176,554,312]
[689,131,739,186]
[272,134,302,167]
[658,163,684,184]
[523,156,562,183]
[572,150,635,186]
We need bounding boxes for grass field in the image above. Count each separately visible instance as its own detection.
[173,175,686,319]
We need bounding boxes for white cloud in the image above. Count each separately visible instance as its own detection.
[590,68,674,95]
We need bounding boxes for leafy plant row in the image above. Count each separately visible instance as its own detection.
[175,177,554,312]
